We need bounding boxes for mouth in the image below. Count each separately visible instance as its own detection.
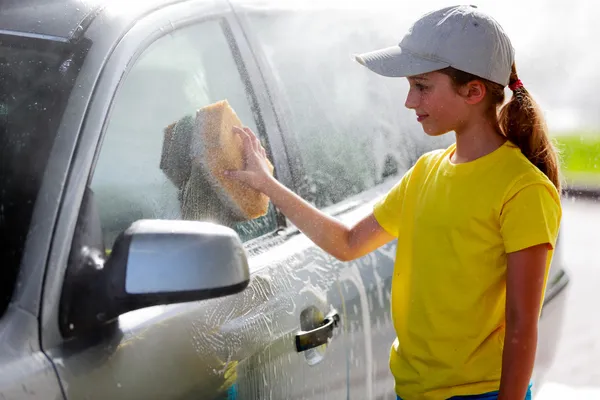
[416,113,429,122]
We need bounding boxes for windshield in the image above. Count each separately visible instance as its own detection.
[0,34,85,315]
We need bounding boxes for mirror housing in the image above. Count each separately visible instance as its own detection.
[60,214,250,338]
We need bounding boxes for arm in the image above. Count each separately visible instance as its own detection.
[498,243,549,400]
[262,178,394,261]
[225,127,395,261]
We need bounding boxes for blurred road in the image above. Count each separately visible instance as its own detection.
[536,197,600,399]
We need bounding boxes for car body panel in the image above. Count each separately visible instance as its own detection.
[0,307,63,400]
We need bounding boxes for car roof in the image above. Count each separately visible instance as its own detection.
[0,0,209,42]
[0,0,100,42]
[0,0,368,43]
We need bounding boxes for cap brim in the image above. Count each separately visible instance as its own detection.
[354,46,449,78]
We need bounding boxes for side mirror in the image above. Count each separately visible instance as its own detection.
[60,216,249,338]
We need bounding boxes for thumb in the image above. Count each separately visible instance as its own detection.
[224,170,249,182]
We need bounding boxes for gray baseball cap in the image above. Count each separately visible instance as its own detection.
[355,5,515,86]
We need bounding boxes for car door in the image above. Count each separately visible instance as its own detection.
[38,1,350,399]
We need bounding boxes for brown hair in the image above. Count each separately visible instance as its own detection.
[439,65,561,192]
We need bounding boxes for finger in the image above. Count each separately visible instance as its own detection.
[242,127,261,153]
[224,170,247,181]
[234,126,253,143]
[242,126,256,138]
[249,132,261,153]
[233,126,253,152]
[260,146,266,157]
[233,125,247,137]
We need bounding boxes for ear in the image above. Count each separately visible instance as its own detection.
[459,81,487,105]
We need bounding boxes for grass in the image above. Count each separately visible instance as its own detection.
[553,133,600,187]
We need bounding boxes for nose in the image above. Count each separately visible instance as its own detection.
[404,87,419,110]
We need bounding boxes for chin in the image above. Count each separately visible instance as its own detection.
[422,125,451,137]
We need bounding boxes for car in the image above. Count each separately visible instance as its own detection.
[0,0,570,399]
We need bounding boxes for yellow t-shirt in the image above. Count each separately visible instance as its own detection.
[373,141,562,400]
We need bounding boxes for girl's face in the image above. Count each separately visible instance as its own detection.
[404,71,471,136]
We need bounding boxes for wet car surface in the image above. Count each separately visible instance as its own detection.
[0,0,571,399]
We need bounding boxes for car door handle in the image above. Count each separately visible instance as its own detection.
[295,309,341,352]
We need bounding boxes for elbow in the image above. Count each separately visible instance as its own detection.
[332,238,358,262]
[324,228,353,262]
[334,226,363,262]
[505,309,539,333]
[333,250,355,262]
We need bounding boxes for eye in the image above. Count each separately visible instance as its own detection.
[415,83,428,91]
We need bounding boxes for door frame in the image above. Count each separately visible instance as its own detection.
[39,0,292,352]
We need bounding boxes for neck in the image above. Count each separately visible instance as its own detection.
[452,116,506,164]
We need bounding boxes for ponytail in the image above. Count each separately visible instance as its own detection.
[498,64,561,192]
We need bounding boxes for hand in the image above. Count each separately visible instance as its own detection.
[225,126,274,193]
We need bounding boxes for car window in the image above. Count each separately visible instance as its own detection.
[247,10,453,209]
[91,20,278,248]
[0,36,83,317]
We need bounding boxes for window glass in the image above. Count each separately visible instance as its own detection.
[248,10,453,208]
[0,37,82,316]
[91,20,277,247]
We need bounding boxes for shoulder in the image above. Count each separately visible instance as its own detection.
[501,143,561,205]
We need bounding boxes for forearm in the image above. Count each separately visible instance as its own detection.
[498,322,538,400]
[262,177,354,261]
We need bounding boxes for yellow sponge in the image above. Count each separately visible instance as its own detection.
[181,100,273,222]
[160,100,274,222]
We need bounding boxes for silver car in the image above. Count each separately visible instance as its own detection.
[0,0,569,399]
